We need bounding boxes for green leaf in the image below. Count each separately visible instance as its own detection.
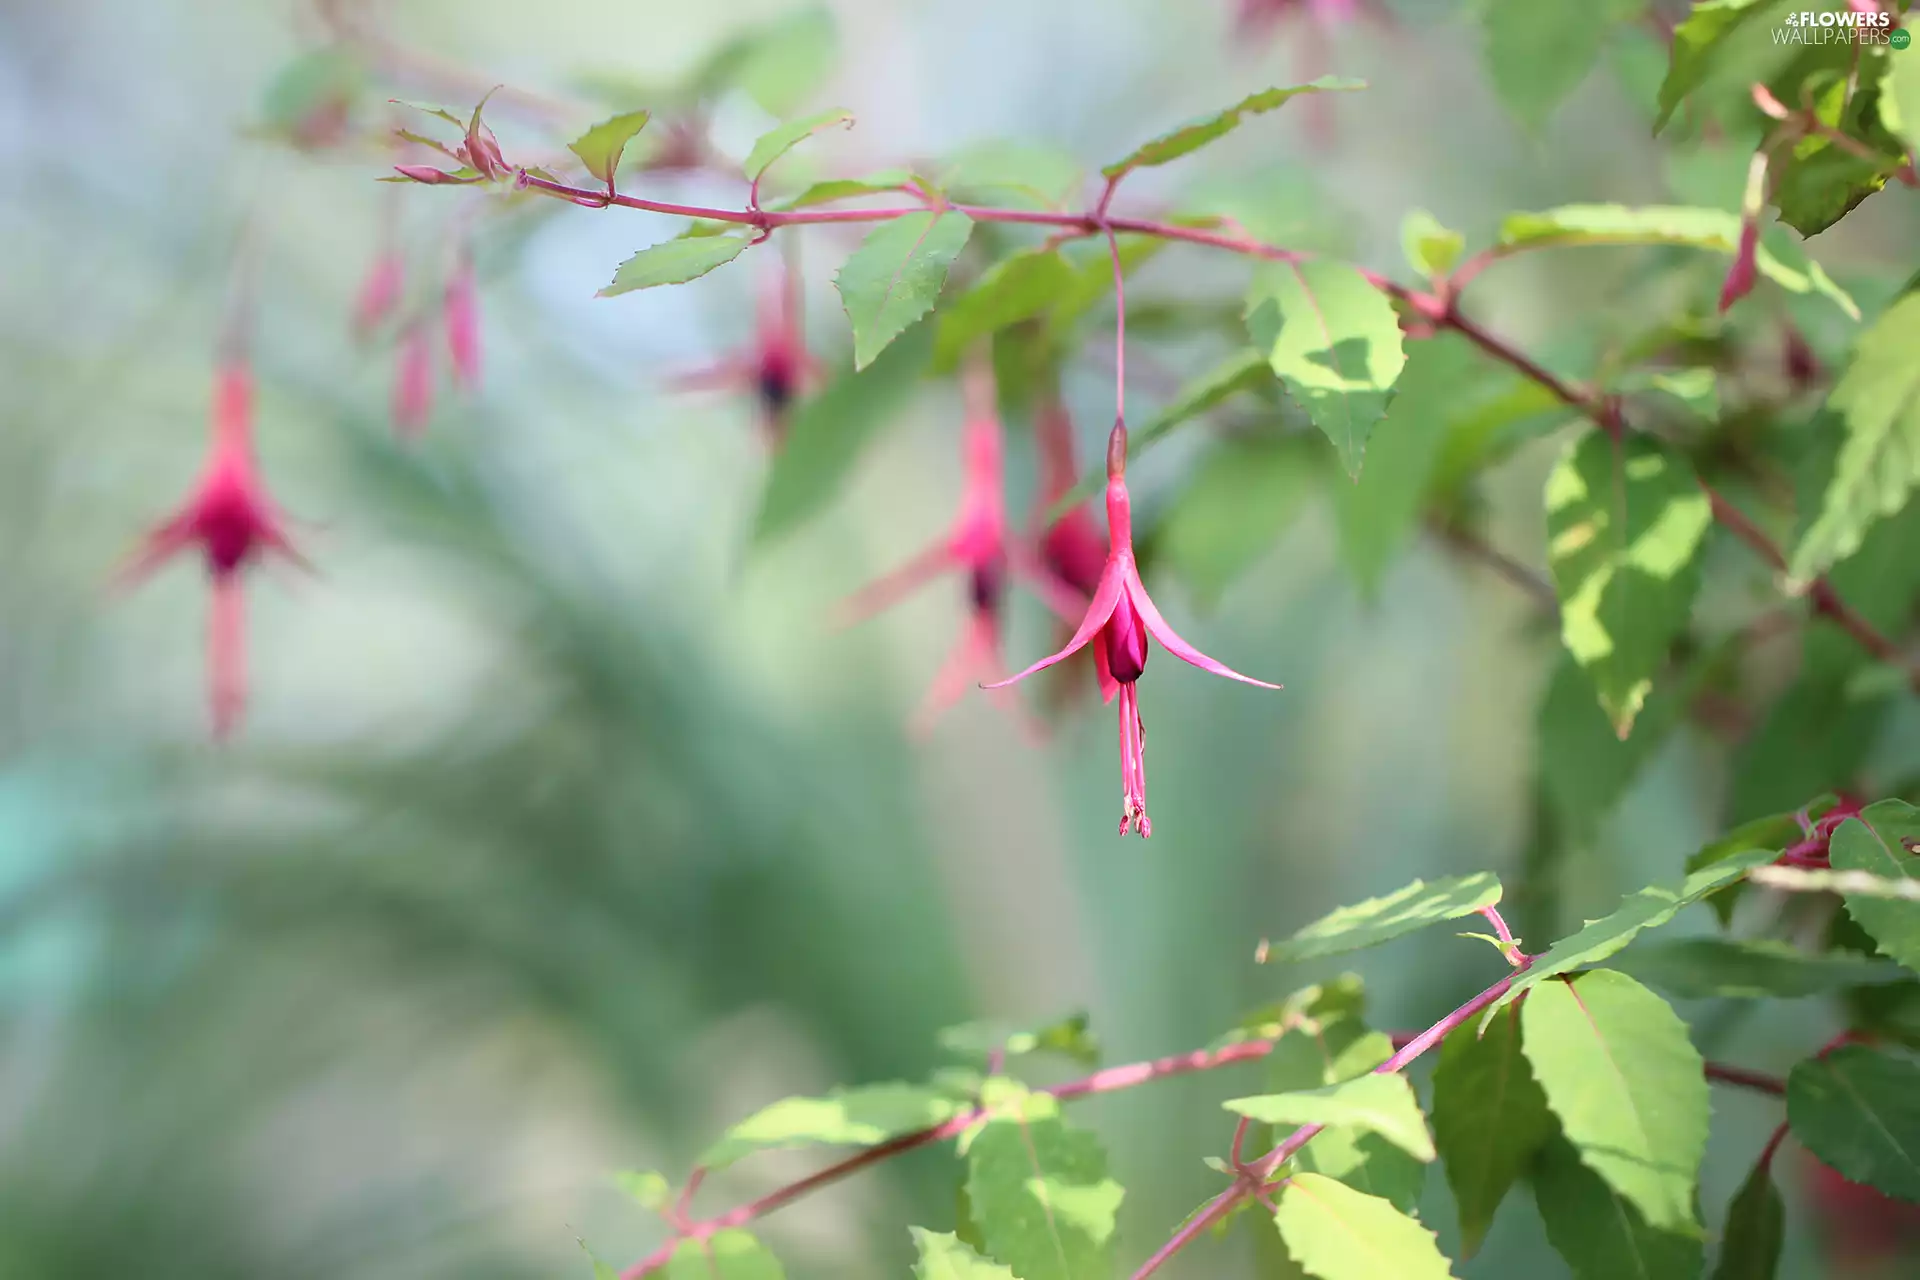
[599,235,752,296]
[940,141,1083,209]
[1431,1005,1555,1257]
[1101,79,1366,179]
[1157,435,1321,606]
[1492,847,1778,1014]
[938,1012,1099,1068]
[742,108,855,184]
[1655,0,1780,131]
[963,1090,1123,1280]
[613,1169,672,1211]
[1126,348,1273,461]
[262,48,364,133]
[1687,810,1809,926]
[1226,1074,1435,1162]
[1787,1044,1920,1202]
[1484,0,1645,130]
[1521,971,1709,1232]
[694,8,838,116]
[1333,333,1481,595]
[1545,432,1712,737]
[698,1081,961,1168]
[1789,294,1920,583]
[1888,42,1920,157]
[1615,936,1910,1000]
[1532,1136,1704,1280]
[1246,262,1407,478]
[1272,1174,1457,1280]
[753,322,932,545]
[1537,650,1689,841]
[1399,210,1464,279]
[1709,1152,1784,1280]
[567,110,651,187]
[665,1230,785,1279]
[1265,873,1502,965]
[1829,801,1920,976]
[835,211,974,370]
[578,1237,619,1280]
[910,1228,1019,1279]
[772,170,916,210]
[1043,236,1166,345]
[933,248,1076,369]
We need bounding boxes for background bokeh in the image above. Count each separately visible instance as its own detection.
[2,0,1915,1276]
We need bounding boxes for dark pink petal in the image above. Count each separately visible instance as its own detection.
[838,541,952,626]
[982,560,1126,689]
[393,324,435,437]
[1118,681,1150,838]
[354,254,404,339]
[1007,541,1090,625]
[1124,565,1282,689]
[1719,218,1759,313]
[1092,636,1121,705]
[113,513,197,589]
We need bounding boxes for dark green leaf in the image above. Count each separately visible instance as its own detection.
[1655,0,1782,131]
[742,108,855,184]
[1532,1136,1704,1280]
[772,171,916,210]
[1101,79,1366,179]
[1521,972,1709,1231]
[963,1089,1123,1280]
[910,1228,1019,1279]
[1265,873,1503,964]
[1613,937,1910,1000]
[1787,1045,1920,1202]
[1431,1005,1555,1257]
[1709,1151,1783,1280]
[835,212,974,369]
[567,110,651,187]
[1829,800,1920,976]
[1156,435,1322,606]
[1225,1074,1435,1162]
[1484,0,1646,130]
[1538,651,1685,840]
[1272,1174,1456,1280]
[698,1081,961,1168]
[599,235,752,296]
[933,248,1076,369]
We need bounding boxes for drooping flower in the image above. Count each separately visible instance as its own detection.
[669,260,820,446]
[842,358,1087,737]
[118,363,309,739]
[988,421,1280,836]
[1720,150,1770,314]
[352,251,404,339]
[445,246,482,390]
[393,320,435,437]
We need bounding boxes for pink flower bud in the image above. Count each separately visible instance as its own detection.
[393,323,435,438]
[444,256,481,391]
[1718,217,1759,313]
[395,165,466,184]
[353,253,404,339]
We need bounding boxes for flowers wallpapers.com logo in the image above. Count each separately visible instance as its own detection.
[1776,7,1899,44]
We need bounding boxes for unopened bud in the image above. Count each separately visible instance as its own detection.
[1105,419,1128,480]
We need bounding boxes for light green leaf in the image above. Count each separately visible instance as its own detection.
[1545,432,1711,737]
[1226,1074,1434,1162]
[1492,847,1778,1015]
[1888,44,1920,157]
[1709,1152,1784,1280]
[1158,435,1322,606]
[599,235,752,296]
[578,1238,619,1280]
[1612,937,1910,1000]
[753,323,932,544]
[742,108,855,184]
[1532,1136,1704,1280]
[773,170,916,210]
[835,211,974,370]
[698,1081,961,1168]
[1788,1045,1920,1202]
[1400,210,1465,279]
[262,48,364,133]
[940,141,1083,209]
[938,1012,1099,1068]
[1127,348,1273,458]
[910,1228,1019,1279]
[1265,873,1502,965]
[934,248,1076,368]
[1655,0,1779,131]
[1043,236,1166,345]
[613,1169,671,1211]
[1686,809,1808,926]
[1431,1005,1555,1257]
[1273,1174,1456,1280]
[388,98,464,129]
[1829,800,1920,976]
[963,1090,1123,1280]
[1521,971,1709,1232]
[567,110,651,187]
[1247,262,1407,478]
[694,8,838,116]
[1789,294,1920,583]
[1484,0,1645,130]
[665,1230,785,1280]
[1101,79,1366,179]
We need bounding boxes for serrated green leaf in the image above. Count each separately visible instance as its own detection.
[614,1168,671,1211]
[1431,1005,1555,1257]
[1399,210,1464,279]
[568,110,651,187]
[1484,0,1645,130]
[665,1229,785,1279]
[743,108,855,184]
[1257,1015,1427,1212]
[1655,0,1781,132]
[698,1081,961,1168]
[1265,873,1502,965]
[1538,650,1689,841]
[1544,432,1711,737]
[934,248,1076,369]
[1158,435,1321,606]
[910,1228,1019,1279]
[1532,1136,1704,1280]
[963,1091,1123,1280]
[1272,1174,1456,1280]
[1225,1074,1434,1162]
[599,235,752,296]
[1247,261,1406,478]
[835,212,974,370]
[1492,848,1778,1015]
[1787,1044,1920,1202]
[1521,971,1709,1232]
[1613,937,1910,1000]
[1829,800,1920,975]
[1102,79,1366,179]
[390,99,465,128]
[772,170,916,210]
[1709,1151,1783,1280]
[1789,294,1920,583]
[753,322,931,545]
[1688,809,1815,925]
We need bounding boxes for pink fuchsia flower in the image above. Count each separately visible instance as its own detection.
[393,320,435,437]
[1034,394,1108,600]
[842,359,1087,737]
[988,421,1281,837]
[669,261,821,447]
[1718,218,1759,312]
[352,251,404,340]
[444,247,482,391]
[118,364,309,739]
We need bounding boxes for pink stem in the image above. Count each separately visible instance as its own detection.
[1106,225,1127,423]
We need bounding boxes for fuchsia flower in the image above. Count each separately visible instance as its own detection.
[988,422,1281,837]
[119,364,309,739]
[444,247,482,390]
[393,320,435,437]
[1718,219,1759,313]
[1034,394,1108,601]
[353,251,404,339]
[842,360,1086,737]
[670,262,820,446]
